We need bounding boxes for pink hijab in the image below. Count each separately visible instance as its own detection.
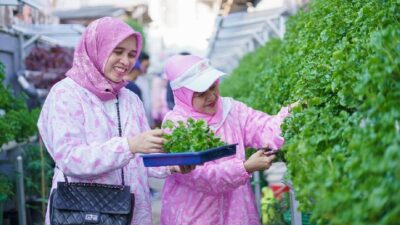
[66,17,142,101]
[164,55,224,126]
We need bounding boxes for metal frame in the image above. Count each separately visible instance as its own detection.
[288,180,303,225]
[20,0,44,11]
[263,162,303,225]
[0,24,84,98]
[12,24,84,69]
[0,0,44,10]
[207,8,287,72]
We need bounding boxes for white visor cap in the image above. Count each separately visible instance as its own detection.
[170,59,226,92]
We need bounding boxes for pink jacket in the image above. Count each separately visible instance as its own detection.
[38,78,169,225]
[161,97,289,225]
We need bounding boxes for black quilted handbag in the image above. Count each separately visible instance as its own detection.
[49,172,133,225]
[49,96,134,225]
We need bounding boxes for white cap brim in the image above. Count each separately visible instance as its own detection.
[170,59,226,92]
[185,68,226,92]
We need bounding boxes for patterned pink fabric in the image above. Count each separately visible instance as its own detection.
[160,97,290,225]
[66,17,142,101]
[164,55,224,125]
[38,78,169,225]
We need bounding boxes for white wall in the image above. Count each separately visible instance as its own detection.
[147,0,218,72]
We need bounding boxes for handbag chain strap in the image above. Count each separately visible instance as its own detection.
[62,94,125,186]
[115,94,125,186]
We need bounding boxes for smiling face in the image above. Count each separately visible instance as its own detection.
[103,36,138,83]
[192,82,219,115]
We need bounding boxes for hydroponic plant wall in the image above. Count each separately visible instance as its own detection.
[220,1,400,224]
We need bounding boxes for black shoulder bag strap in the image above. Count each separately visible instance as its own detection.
[61,94,125,185]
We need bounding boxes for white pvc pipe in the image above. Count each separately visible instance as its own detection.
[16,155,27,225]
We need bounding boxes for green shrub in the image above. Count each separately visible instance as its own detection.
[221,1,400,224]
[0,62,39,147]
[0,175,13,201]
[23,144,54,199]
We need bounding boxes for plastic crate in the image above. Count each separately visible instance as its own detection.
[141,144,237,167]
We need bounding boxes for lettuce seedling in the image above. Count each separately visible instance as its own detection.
[162,118,225,153]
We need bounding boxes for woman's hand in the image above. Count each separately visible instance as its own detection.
[169,165,196,174]
[244,150,276,173]
[128,129,166,154]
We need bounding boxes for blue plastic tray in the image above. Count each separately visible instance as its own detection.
[141,144,237,167]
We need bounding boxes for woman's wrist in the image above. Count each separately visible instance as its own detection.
[127,137,137,153]
[243,161,252,173]
[169,166,178,174]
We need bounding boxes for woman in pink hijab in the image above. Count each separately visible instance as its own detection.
[161,54,295,225]
[38,17,190,225]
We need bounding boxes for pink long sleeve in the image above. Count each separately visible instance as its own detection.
[148,166,171,178]
[171,157,250,194]
[237,101,290,150]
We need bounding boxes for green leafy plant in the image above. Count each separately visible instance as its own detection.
[0,175,13,201]
[23,144,54,199]
[220,1,400,224]
[0,62,39,147]
[23,143,54,224]
[162,118,225,153]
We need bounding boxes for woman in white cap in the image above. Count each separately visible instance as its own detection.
[160,54,296,225]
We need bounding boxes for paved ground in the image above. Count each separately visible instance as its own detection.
[149,177,165,225]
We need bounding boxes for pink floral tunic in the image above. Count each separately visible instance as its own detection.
[38,78,169,225]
